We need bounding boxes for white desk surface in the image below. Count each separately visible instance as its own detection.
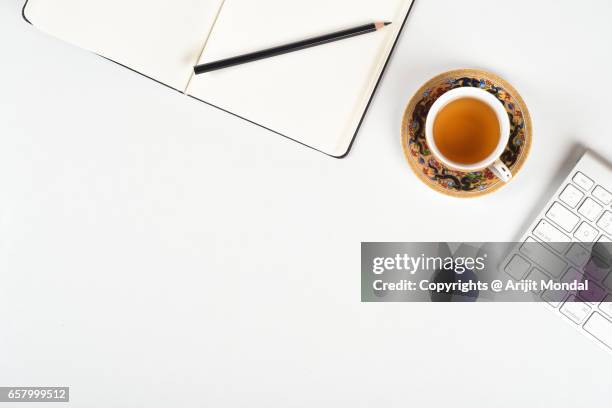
[1,0,611,407]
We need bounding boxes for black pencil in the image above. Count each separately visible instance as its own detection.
[193,22,391,75]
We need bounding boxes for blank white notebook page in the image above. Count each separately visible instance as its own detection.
[24,0,224,90]
[186,0,413,156]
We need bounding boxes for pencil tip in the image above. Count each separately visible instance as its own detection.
[384,22,392,26]
[375,21,392,29]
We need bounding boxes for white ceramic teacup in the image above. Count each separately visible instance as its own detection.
[425,87,512,182]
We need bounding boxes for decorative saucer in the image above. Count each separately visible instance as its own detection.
[401,69,532,198]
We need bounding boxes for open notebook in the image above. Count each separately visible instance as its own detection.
[23,0,415,157]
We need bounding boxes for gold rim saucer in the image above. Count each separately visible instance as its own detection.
[401,69,532,198]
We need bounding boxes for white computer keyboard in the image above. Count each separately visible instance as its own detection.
[504,151,612,354]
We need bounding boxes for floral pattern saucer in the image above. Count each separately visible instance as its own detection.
[401,69,532,197]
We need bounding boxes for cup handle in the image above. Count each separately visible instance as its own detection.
[488,160,512,183]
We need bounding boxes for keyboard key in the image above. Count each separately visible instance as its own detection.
[565,243,591,267]
[532,220,571,252]
[593,236,612,263]
[562,266,583,282]
[573,172,594,191]
[546,202,580,232]
[583,313,612,350]
[574,222,599,243]
[560,295,592,324]
[562,266,584,283]
[542,289,568,308]
[559,184,584,208]
[578,280,607,304]
[593,185,612,205]
[603,272,612,290]
[505,254,531,280]
[560,268,603,305]
[520,238,567,277]
[527,268,549,294]
[578,198,603,221]
[596,211,612,235]
[583,256,610,282]
[600,294,612,319]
